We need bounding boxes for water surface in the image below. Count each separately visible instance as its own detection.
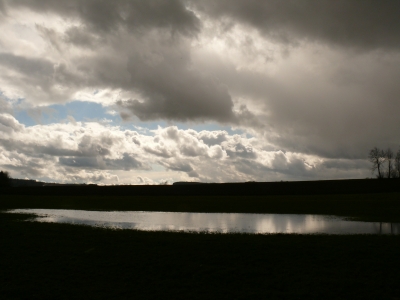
[9,209,400,234]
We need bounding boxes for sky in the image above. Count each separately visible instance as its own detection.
[0,0,399,185]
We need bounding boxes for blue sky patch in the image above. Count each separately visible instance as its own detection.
[13,100,244,135]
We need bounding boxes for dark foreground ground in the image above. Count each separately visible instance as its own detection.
[2,212,400,300]
[1,179,400,299]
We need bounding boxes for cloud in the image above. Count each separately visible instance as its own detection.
[0,114,152,182]
[191,34,400,159]
[0,52,80,104]
[0,113,24,133]
[0,113,370,183]
[0,0,240,123]
[59,153,145,171]
[9,0,200,35]
[0,0,399,182]
[225,142,257,160]
[63,169,119,184]
[116,72,234,122]
[0,52,53,77]
[198,130,227,146]
[192,0,400,50]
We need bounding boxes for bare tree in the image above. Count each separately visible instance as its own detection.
[394,149,400,179]
[368,147,385,178]
[385,148,394,178]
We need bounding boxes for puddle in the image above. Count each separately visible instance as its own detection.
[8,209,400,234]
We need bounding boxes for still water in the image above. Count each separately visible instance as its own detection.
[9,209,400,234]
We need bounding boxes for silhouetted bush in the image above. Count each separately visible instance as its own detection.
[0,170,11,187]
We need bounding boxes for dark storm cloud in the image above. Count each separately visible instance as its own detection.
[193,0,400,50]
[0,53,53,77]
[8,0,199,36]
[117,57,235,122]
[64,26,98,47]
[0,0,6,14]
[2,0,238,123]
[193,42,400,159]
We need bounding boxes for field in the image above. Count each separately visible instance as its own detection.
[1,180,400,299]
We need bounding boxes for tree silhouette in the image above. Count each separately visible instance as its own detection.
[394,149,400,179]
[368,147,385,178]
[0,170,11,187]
[385,148,394,179]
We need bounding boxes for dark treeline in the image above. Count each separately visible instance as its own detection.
[368,147,400,179]
[2,179,400,197]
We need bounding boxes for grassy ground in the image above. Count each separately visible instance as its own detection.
[1,193,400,299]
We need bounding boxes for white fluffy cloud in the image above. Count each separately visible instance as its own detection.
[0,113,369,183]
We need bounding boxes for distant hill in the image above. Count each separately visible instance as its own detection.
[10,179,95,187]
[10,179,45,187]
[172,181,205,185]
[2,178,399,197]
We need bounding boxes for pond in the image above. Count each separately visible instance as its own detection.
[9,209,400,235]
